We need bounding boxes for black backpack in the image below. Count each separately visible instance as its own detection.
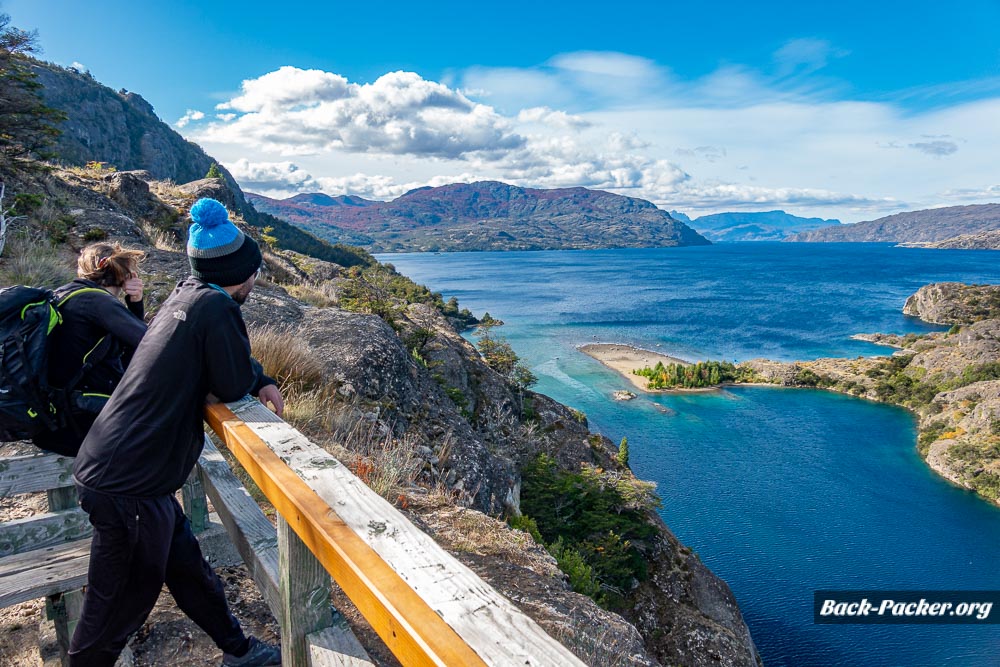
[0,285,113,441]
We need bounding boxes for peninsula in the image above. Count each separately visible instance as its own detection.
[585,283,1000,506]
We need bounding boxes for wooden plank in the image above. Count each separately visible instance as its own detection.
[208,400,585,667]
[279,514,332,666]
[45,484,84,663]
[198,438,373,666]
[198,437,281,612]
[206,403,490,667]
[0,539,91,607]
[307,621,377,667]
[0,508,91,557]
[0,453,74,496]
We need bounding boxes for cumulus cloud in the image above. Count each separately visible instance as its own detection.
[175,109,205,128]
[70,61,87,72]
[516,106,590,129]
[225,158,320,192]
[196,68,524,159]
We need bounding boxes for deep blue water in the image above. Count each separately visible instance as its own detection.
[378,243,1000,667]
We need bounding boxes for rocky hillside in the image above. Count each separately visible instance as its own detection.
[787,203,1000,243]
[0,162,759,665]
[903,283,1000,324]
[248,183,711,252]
[907,229,1000,250]
[741,283,1000,505]
[687,210,837,242]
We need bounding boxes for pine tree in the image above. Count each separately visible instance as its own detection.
[617,437,630,467]
[0,14,65,161]
[205,162,224,179]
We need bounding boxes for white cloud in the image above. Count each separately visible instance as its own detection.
[70,61,87,72]
[175,109,205,128]
[196,68,524,159]
[225,158,320,192]
[516,107,590,129]
[773,38,849,78]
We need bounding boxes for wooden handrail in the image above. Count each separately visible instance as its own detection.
[206,399,587,667]
[205,403,487,667]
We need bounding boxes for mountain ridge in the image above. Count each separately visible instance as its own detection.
[787,203,1000,243]
[248,182,710,252]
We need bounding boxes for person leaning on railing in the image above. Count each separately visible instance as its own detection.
[69,199,284,667]
[33,242,147,457]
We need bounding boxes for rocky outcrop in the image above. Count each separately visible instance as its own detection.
[247,182,711,252]
[902,282,1000,324]
[902,229,1000,250]
[787,203,1000,243]
[30,63,224,186]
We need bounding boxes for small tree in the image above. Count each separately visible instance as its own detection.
[0,182,27,257]
[205,162,224,179]
[0,14,65,161]
[617,437,630,467]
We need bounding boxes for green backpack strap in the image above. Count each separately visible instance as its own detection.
[53,286,118,392]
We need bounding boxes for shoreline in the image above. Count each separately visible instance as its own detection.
[578,343,716,393]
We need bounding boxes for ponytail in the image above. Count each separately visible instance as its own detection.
[77,242,146,288]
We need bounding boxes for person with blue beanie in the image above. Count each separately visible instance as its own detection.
[70,198,283,666]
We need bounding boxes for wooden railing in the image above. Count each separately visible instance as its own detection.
[206,398,585,667]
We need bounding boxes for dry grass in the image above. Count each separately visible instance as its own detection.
[249,325,326,392]
[321,414,421,500]
[138,218,184,252]
[249,325,419,500]
[284,282,338,308]
[0,231,75,288]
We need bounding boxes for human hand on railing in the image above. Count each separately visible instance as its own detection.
[258,384,284,417]
[123,273,143,302]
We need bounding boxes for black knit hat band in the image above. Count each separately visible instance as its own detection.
[188,234,262,286]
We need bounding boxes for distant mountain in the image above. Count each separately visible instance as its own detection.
[247,182,710,252]
[787,203,1000,243]
[689,210,838,242]
[669,210,692,224]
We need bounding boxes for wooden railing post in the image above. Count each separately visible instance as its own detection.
[181,467,209,534]
[278,515,333,666]
[45,486,84,661]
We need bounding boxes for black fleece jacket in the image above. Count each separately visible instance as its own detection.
[49,279,146,394]
[73,277,274,497]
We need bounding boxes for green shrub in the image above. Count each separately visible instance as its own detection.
[548,537,602,599]
[519,453,657,607]
[82,227,107,241]
[507,514,542,543]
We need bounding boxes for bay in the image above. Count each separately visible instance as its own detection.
[379,243,1000,667]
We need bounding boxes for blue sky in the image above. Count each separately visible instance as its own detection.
[7,0,1000,221]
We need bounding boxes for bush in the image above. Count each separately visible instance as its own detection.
[519,453,657,607]
[507,514,542,543]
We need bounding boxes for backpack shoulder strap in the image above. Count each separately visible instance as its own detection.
[55,286,111,308]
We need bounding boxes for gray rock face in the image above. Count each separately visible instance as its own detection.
[32,64,217,185]
[903,283,1000,324]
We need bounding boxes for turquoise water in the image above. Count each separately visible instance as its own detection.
[379,244,1000,667]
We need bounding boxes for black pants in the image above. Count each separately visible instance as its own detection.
[68,486,247,666]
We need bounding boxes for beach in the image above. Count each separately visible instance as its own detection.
[578,343,690,392]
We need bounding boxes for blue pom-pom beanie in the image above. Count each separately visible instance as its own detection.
[187,198,261,286]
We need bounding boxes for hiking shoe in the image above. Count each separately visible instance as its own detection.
[222,637,281,666]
